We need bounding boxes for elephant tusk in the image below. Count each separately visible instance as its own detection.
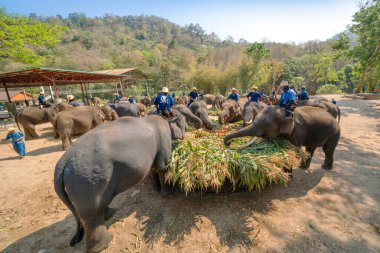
[231,137,258,150]
[246,118,253,125]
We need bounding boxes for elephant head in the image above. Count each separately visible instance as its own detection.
[100,105,119,121]
[224,106,294,148]
[214,95,225,109]
[189,101,213,130]
[242,102,265,126]
[218,100,240,125]
[168,109,186,140]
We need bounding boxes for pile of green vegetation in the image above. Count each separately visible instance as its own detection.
[166,125,304,194]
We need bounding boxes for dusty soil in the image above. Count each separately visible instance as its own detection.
[0,96,379,253]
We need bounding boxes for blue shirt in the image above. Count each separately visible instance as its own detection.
[128,98,136,104]
[114,95,121,101]
[154,94,174,113]
[247,92,262,102]
[189,91,198,100]
[38,95,46,105]
[279,90,296,106]
[227,93,239,102]
[300,91,309,100]
[6,131,25,145]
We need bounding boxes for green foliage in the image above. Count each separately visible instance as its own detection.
[316,84,343,94]
[0,8,65,64]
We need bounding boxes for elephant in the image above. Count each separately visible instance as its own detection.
[224,106,341,170]
[242,102,267,126]
[189,100,214,130]
[181,95,189,105]
[299,99,340,123]
[112,102,140,117]
[100,105,118,121]
[218,99,245,125]
[135,102,147,116]
[173,104,203,129]
[54,113,186,253]
[90,97,102,106]
[139,97,153,107]
[15,103,72,139]
[174,96,186,105]
[200,94,216,107]
[309,95,329,102]
[54,106,117,150]
[214,95,226,109]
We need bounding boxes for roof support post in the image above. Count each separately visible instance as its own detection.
[3,82,11,103]
[80,83,86,104]
[119,78,125,97]
[48,85,54,103]
[52,76,59,100]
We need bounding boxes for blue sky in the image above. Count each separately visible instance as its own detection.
[2,0,358,43]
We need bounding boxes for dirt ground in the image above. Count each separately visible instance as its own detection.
[0,96,379,253]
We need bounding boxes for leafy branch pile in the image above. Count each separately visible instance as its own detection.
[166,124,304,194]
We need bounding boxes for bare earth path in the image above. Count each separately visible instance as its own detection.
[0,97,379,253]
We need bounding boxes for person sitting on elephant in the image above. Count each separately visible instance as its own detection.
[38,92,50,108]
[271,86,277,99]
[154,87,175,117]
[67,95,80,107]
[114,93,121,103]
[299,87,309,102]
[290,84,298,101]
[2,127,26,158]
[188,87,199,107]
[332,98,337,105]
[227,87,239,102]
[247,86,262,103]
[128,95,136,104]
[278,81,296,117]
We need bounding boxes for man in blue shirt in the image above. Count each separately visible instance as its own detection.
[67,95,80,107]
[128,95,136,104]
[38,92,50,108]
[299,87,309,103]
[278,81,296,117]
[154,87,175,117]
[247,86,262,103]
[188,87,199,107]
[227,88,239,102]
[2,127,26,158]
[114,93,121,103]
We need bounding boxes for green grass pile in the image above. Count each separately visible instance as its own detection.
[166,124,304,194]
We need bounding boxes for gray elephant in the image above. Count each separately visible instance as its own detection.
[200,94,216,107]
[218,100,244,125]
[300,99,340,123]
[16,103,72,139]
[112,103,140,117]
[224,106,340,170]
[214,95,226,109]
[54,113,186,253]
[242,102,267,126]
[54,106,117,150]
[173,104,203,129]
[139,97,153,107]
[189,100,214,130]
[135,102,147,116]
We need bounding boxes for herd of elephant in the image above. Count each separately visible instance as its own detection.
[12,93,342,253]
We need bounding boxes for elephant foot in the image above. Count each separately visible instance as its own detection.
[160,184,172,198]
[70,227,84,247]
[104,207,115,221]
[321,163,333,170]
[86,227,113,253]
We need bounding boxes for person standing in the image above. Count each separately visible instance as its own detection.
[227,87,239,102]
[154,87,174,117]
[2,127,26,158]
[278,81,296,117]
[188,87,199,107]
[247,86,262,103]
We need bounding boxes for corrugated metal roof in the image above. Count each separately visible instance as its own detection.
[95,68,148,79]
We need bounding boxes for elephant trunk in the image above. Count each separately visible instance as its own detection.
[218,108,229,125]
[224,125,256,146]
[199,111,213,130]
[186,112,203,129]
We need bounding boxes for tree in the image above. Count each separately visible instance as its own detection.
[246,42,271,83]
[0,9,65,64]
[348,0,380,93]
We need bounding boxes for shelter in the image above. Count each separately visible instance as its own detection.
[95,68,147,80]
[0,68,128,103]
[0,90,33,102]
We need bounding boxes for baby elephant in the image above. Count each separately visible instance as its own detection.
[54,113,186,253]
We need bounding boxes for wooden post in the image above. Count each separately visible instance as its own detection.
[119,78,125,97]
[80,83,86,103]
[3,82,11,103]
[48,85,54,103]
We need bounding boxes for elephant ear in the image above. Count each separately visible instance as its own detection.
[279,117,294,136]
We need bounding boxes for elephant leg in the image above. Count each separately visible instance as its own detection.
[301,147,316,169]
[104,206,115,221]
[150,171,161,192]
[69,137,73,145]
[61,137,70,150]
[321,132,340,170]
[23,122,38,139]
[83,215,113,253]
[70,214,85,247]
[155,156,171,198]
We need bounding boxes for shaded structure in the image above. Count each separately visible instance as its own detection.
[0,68,128,103]
[0,90,33,102]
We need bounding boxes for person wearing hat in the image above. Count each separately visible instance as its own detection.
[38,92,50,108]
[128,95,136,104]
[299,87,309,102]
[154,86,175,117]
[114,92,121,103]
[227,87,239,102]
[188,87,199,107]
[2,127,26,158]
[278,81,296,117]
[247,86,262,103]
[67,95,80,107]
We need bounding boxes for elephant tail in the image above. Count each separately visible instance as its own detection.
[54,160,77,218]
[337,106,341,124]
